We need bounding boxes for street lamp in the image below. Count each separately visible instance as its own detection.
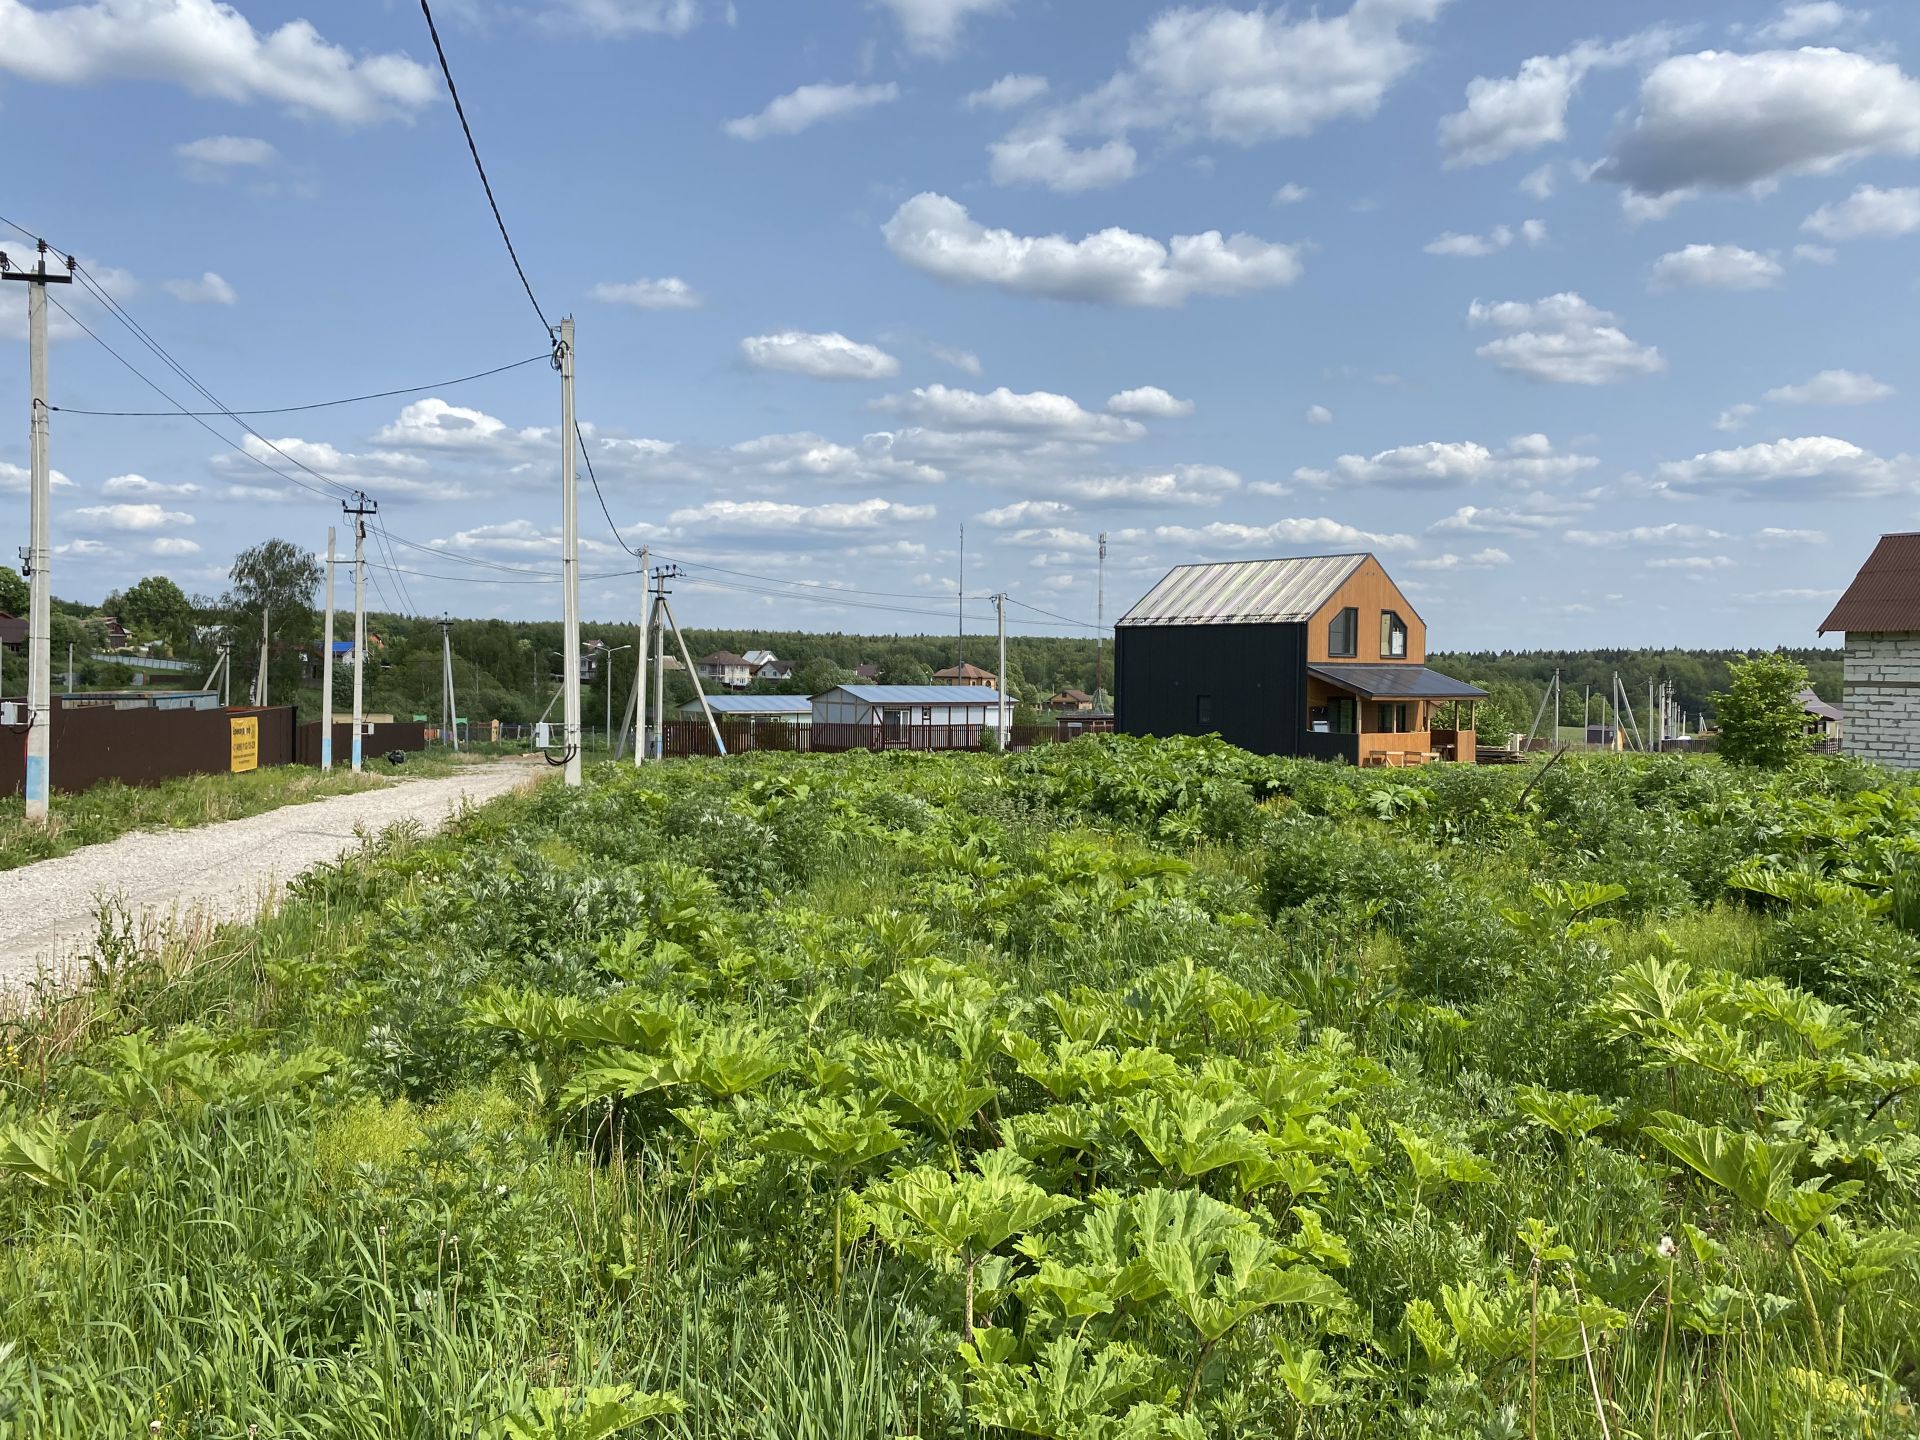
[602,645,633,751]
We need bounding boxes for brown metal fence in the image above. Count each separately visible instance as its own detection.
[1,701,295,796]
[294,720,429,766]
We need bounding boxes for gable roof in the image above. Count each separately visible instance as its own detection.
[683,694,811,714]
[698,650,751,666]
[1797,688,1844,723]
[934,661,996,678]
[1820,533,1920,634]
[1118,553,1369,627]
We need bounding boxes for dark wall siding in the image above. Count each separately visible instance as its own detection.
[294,721,428,766]
[1116,622,1309,755]
[1,702,296,796]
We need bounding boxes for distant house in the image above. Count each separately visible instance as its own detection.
[98,615,132,650]
[754,657,796,681]
[1820,533,1920,767]
[812,684,1007,750]
[0,613,24,656]
[853,663,881,680]
[1048,688,1095,712]
[1116,552,1486,765]
[678,694,811,726]
[933,661,997,688]
[696,651,755,690]
[1797,688,1844,747]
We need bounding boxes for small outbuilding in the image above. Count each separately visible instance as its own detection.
[1116,552,1485,764]
[1818,533,1920,765]
[677,694,812,727]
[812,684,1006,750]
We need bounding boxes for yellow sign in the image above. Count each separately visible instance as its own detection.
[229,716,259,773]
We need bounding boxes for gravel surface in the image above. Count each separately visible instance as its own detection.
[0,760,543,994]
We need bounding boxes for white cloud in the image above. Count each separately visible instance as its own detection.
[1752,3,1862,44]
[1428,494,1592,535]
[1424,221,1546,258]
[1646,554,1734,571]
[877,384,1143,442]
[1468,292,1665,385]
[1735,586,1841,602]
[0,0,435,125]
[162,271,237,305]
[1802,185,1920,240]
[1439,28,1675,167]
[54,538,111,557]
[1106,386,1194,419]
[148,536,201,556]
[882,192,1303,307]
[723,81,899,140]
[1653,435,1919,498]
[965,73,1048,110]
[1792,243,1836,263]
[173,133,277,181]
[978,499,1074,527]
[1305,404,1333,425]
[1408,548,1510,570]
[1715,402,1758,431]
[1155,517,1417,552]
[1272,182,1310,205]
[373,398,546,453]
[1297,433,1596,490]
[590,277,703,309]
[71,502,195,531]
[873,0,1006,57]
[1567,523,1728,547]
[741,331,900,381]
[102,473,200,498]
[1648,244,1783,291]
[1519,163,1556,199]
[545,0,704,37]
[1755,526,1828,546]
[1763,369,1893,405]
[1059,465,1242,507]
[988,134,1138,192]
[0,461,73,492]
[928,342,982,376]
[666,497,934,532]
[1596,48,1920,200]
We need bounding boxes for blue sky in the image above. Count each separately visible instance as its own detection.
[3,0,1918,648]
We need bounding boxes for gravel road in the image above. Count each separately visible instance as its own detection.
[0,760,543,994]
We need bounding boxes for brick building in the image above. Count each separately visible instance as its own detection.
[1819,533,1920,768]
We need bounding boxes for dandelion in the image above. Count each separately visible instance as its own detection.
[1656,1234,1676,1259]
[150,1424,163,1436]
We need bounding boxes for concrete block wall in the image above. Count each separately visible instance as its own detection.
[1843,632,1920,769]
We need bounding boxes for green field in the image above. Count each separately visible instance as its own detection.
[2,739,1916,1437]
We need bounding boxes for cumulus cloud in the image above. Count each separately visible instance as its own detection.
[1272,182,1311,205]
[1595,48,1920,200]
[0,0,435,125]
[873,0,1006,57]
[102,473,200,497]
[1428,493,1593,535]
[1714,402,1759,431]
[978,499,1074,527]
[1408,548,1511,570]
[1155,517,1417,552]
[1646,554,1734,571]
[666,497,934,532]
[162,271,237,305]
[724,81,898,140]
[1648,244,1783,290]
[1566,523,1728,547]
[1802,184,1920,240]
[928,342,982,376]
[544,0,705,37]
[0,461,73,492]
[1755,526,1828,546]
[1652,435,1920,498]
[373,399,547,453]
[965,72,1048,109]
[174,133,277,181]
[1468,292,1665,385]
[988,134,1138,191]
[741,331,900,381]
[877,384,1144,442]
[882,192,1302,307]
[590,277,703,309]
[148,536,201,556]
[1440,27,1675,167]
[1763,369,1893,405]
[1424,220,1546,257]
[1296,433,1596,490]
[1519,163,1556,199]
[1793,243,1837,263]
[1750,2,1863,44]
[1305,404,1333,425]
[1106,386,1195,419]
[71,502,195,531]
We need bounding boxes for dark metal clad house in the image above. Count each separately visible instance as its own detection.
[1115,553,1486,765]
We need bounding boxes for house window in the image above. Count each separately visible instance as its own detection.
[1196,694,1214,727]
[1328,606,1358,657]
[1373,702,1411,733]
[1379,610,1407,658]
[921,707,933,723]
[1311,697,1356,734]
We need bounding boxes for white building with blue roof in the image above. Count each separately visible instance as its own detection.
[811,684,1008,750]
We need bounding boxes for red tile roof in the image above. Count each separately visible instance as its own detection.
[1819,533,1920,634]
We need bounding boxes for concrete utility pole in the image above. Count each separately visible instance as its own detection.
[660,583,725,756]
[633,545,649,766]
[602,645,631,750]
[345,494,377,772]
[956,524,965,671]
[439,615,459,752]
[254,605,270,707]
[3,239,73,823]
[994,592,1008,748]
[557,315,583,787]
[321,527,336,771]
[652,566,668,760]
[65,642,73,693]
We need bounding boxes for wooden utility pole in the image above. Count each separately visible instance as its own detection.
[2,240,73,823]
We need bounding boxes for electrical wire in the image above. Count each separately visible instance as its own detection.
[50,352,550,417]
[656,556,958,604]
[1002,595,1108,632]
[418,0,550,336]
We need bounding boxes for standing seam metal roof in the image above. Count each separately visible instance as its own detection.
[1307,663,1488,700]
[1819,533,1920,634]
[1117,554,1368,627]
[824,685,1004,705]
[684,695,813,714]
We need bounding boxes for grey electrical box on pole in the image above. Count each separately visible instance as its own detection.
[558,316,583,786]
[322,527,336,771]
[344,494,376,772]
[2,240,73,824]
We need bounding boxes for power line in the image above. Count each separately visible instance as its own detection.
[418,0,550,336]
[657,556,957,604]
[50,351,550,417]
[1003,595,1107,632]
